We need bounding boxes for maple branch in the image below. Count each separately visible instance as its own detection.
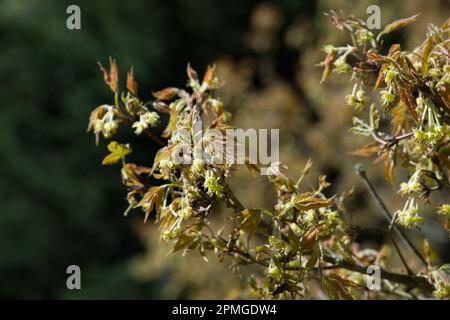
[354,164,428,268]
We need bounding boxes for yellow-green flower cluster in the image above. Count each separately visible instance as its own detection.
[203,170,223,198]
[346,88,368,110]
[399,171,422,196]
[92,105,119,139]
[191,158,204,175]
[355,28,373,46]
[414,124,449,148]
[132,111,160,135]
[380,89,395,106]
[384,68,398,84]
[395,198,423,228]
[436,203,450,215]
[334,57,351,74]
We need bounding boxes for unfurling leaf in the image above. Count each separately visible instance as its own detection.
[421,37,433,76]
[97,57,119,93]
[287,227,302,252]
[296,159,313,186]
[121,163,151,189]
[126,66,138,95]
[102,141,132,165]
[378,14,420,39]
[301,228,320,251]
[203,64,217,85]
[138,186,165,222]
[152,87,179,100]
[349,142,380,157]
[369,104,380,130]
[294,192,335,211]
[320,51,337,84]
[172,225,201,252]
[187,63,198,81]
[399,87,419,124]
[384,149,396,183]
[239,209,262,244]
[162,109,180,138]
[321,275,354,300]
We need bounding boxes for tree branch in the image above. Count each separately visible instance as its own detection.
[354,163,428,268]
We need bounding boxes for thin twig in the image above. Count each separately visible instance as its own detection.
[354,163,428,268]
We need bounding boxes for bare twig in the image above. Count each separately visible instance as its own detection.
[354,163,428,268]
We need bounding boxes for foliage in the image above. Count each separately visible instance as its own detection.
[88,12,450,299]
[320,12,450,231]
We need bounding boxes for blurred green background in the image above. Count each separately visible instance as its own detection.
[0,0,448,299]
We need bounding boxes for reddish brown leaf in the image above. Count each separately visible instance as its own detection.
[187,62,198,81]
[385,149,396,183]
[399,87,419,124]
[203,64,216,84]
[348,142,380,157]
[320,51,336,84]
[381,14,420,35]
[126,66,138,95]
[421,37,433,76]
[374,63,388,90]
[152,87,179,101]
[98,57,119,93]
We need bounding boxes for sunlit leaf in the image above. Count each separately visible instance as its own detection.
[102,141,132,165]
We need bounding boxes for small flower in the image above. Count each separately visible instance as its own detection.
[418,124,450,147]
[413,128,425,142]
[399,171,422,196]
[191,158,204,174]
[334,57,351,74]
[433,286,450,300]
[345,89,368,110]
[380,89,396,105]
[384,68,398,84]
[436,204,450,215]
[132,112,160,135]
[428,68,442,78]
[203,170,223,198]
[132,119,147,135]
[92,106,119,138]
[303,210,315,225]
[416,96,426,106]
[103,120,118,137]
[355,28,373,45]
[179,203,193,220]
[395,198,423,228]
[325,211,339,223]
[141,111,160,126]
